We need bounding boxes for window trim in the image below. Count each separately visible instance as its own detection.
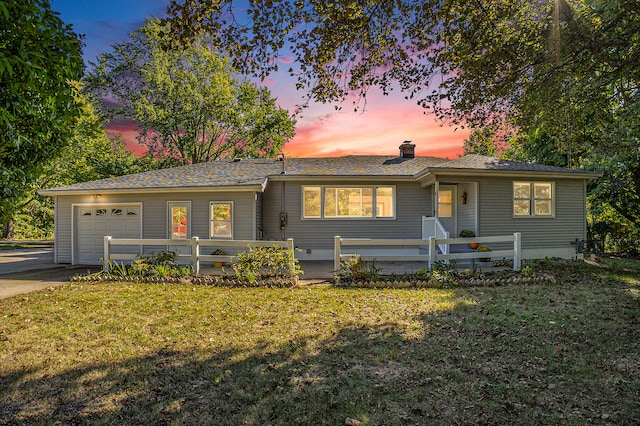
[209,201,234,239]
[168,201,191,239]
[301,185,396,220]
[513,181,555,218]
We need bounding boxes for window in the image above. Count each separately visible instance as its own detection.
[513,182,554,217]
[438,189,453,218]
[303,187,321,218]
[302,186,394,219]
[210,202,233,239]
[168,202,190,239]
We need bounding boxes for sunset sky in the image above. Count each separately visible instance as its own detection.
[51,0,469,159]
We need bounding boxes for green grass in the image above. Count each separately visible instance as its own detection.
[1,260,639,425]
[0,241,53,250]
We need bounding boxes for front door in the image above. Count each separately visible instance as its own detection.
[437,185,457,237]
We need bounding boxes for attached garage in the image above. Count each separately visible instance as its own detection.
[74,204,142,264]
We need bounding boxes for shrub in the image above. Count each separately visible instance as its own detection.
[338,255,381,282]
[459,229,475,237]
[232,245,301,284]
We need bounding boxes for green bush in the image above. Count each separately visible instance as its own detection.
[232,245,301,284]
[338,255,381,282]
[100,251,193,278]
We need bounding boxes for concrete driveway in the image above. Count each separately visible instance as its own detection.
[0,248,93,299]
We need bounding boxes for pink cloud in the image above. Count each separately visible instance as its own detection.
[283,90,468,158]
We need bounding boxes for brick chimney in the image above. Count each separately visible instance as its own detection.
[399,141,415,159]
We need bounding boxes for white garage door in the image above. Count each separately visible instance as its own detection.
[75,205,142,264]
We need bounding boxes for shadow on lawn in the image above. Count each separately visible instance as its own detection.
[1,267,639,425]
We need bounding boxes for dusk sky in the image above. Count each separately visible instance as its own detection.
[51,0,469,159]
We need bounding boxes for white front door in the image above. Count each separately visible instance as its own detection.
[437,185,457,237]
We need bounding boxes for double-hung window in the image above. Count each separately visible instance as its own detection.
[303,186,395,219]
[513,182,554,217]
[210,202,233,238]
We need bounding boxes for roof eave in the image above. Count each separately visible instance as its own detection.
[39,184,265,196]
[268,174,417,182]
[417,168,601,182]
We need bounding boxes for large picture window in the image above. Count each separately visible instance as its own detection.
[303,186,395,219]
[210,202,233,238]
[513,182,554,217]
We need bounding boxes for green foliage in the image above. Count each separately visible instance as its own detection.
[86,18,295,165]
[458,229,475,238]
[2,88,156,239]
[1,0,83,227]
[232,245,301,283]
[101,251,193,278]
[338,255,381,282]
[476,246,492,253]
[463,128,499,156]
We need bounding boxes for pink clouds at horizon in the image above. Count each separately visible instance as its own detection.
[105,90,469,159]
[283,101,468,159]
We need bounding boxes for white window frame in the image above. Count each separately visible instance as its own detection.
[513,182,555,218]
[210,201,234,239]
[168,201,191,239]
[301,185,396,219]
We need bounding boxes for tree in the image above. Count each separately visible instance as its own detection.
[463,128,498,157]
[167,1,638,125]
[5,88,155,239]
[0,0,84,237]
[86,18,295,165]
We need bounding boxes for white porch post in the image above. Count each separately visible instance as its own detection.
[428,237,436,269]
[514,232,522,271]
[103,236,111,272]
[191,236,199,274]
[334,236,341,281]
[287,238,295,281]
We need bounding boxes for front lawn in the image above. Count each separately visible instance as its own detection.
[1,260,638,425]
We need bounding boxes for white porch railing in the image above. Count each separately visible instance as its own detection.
[334,233,522,273]
[422,216,450,255]
[103,236,295,275]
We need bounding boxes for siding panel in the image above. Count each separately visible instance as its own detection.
[478,177,586,251]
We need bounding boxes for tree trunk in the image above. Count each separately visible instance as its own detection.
[2,220,15,240]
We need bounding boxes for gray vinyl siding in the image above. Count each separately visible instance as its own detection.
[263,180,432,250]
[456,182,477,236]
[54,191,256,264]
[478,177,586,250]
[256,193,263,239]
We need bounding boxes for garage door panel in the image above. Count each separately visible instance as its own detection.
[75,205,142,265]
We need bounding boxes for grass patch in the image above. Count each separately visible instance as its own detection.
[0,241,53,251]
[1,260,639,424]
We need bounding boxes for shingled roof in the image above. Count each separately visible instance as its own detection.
[433,154,595,174]
[40,154,596,195]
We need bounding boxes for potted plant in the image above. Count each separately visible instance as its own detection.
[211,249,227,267]
[476,246,492,262]
[459,229,478,249]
